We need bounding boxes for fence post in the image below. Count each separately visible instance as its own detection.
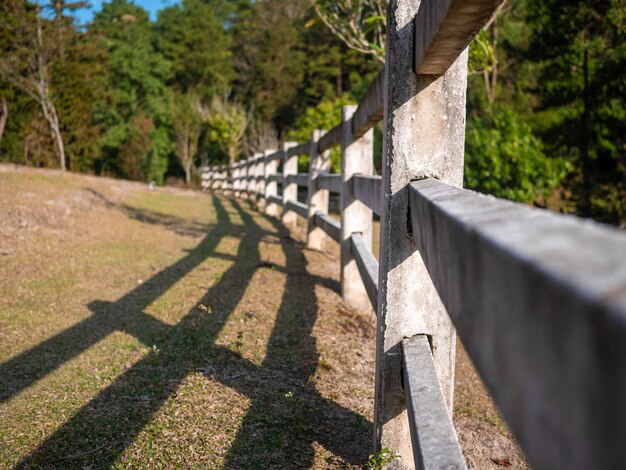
[218,165,225,193]
[256,153,265,206]
[307,130,331,251]
[234,162,240,197]
[241,158,248,198]
[374,0,469,464]
[341,105,374,312]
[282,141,298,229]
[264,149,279,216]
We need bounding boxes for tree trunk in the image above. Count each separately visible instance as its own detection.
[39,96,66,171]
[0,97,7,144]
[36,9,66,171]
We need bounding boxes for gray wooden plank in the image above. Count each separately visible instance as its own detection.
[316,174,342,193]
[351,69,385,138]
[402,335,467,470]
[349,233,379,311]
[353,175,381,215]
[314,212,340,243]
[414,0,504,75]
[409,178,626,470]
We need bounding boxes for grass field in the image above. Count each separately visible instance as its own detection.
[0,165,527,469]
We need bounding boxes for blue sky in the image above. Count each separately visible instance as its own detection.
[74,0,179,24]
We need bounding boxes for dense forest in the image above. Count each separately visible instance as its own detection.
[0,0,624,225]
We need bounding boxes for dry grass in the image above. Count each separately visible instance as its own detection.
[0,165,374,469]
[0,164,527,469]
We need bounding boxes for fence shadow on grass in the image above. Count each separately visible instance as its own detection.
[10,196,370,468]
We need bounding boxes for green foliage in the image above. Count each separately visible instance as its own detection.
[523,0,626,222]
[366,447,398,470]
[232,0,306,128]
[287,96,354,173]
[155,0,233,97]
[198,94,250,165]
[91,0,172,183]
[465,105,568,203]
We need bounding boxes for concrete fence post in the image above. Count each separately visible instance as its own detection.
[218,165,223,193]
[228,162,234,195]
[251,155,258,200]
[220,165,226,194]
[241,159,248,198]
[248,157,255,200]
[373,0,469,465]
[256,153,265,207]
[264,149,278,216]
[340,105,374,313]
[233,162,240,197]
[282,141,298,229]
[307,130,331,251]
[209,166,215,192]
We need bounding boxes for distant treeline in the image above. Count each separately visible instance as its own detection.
[0,0,623,225]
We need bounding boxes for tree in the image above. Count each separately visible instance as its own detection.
[465,104,568,203]
[0,97,7,144]
[523,0,626,223]
[172,92,201,185]
[197,94,250,167]
[44,0,87,62]
[155,0,234,98]
[287,96,354,173]
[90,0,172,183]
[245,119,278,156]
[0,0,66,170]
[232,0,307,128]
[310,0,387,63]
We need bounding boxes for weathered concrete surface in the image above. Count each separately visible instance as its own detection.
[282,142,298,229]
[402,335,467,470]
[254,153,266,210]
[410,178,626,470]
[341,105,374,315]
[415,0,504,75]
[287,141,310,158]
[352,69,385,139]
[349,233,379,312]
[318,125,342,153]
[353,175,382,216]
[374,0,468,465]
[287,174,309,187]
[264,149,279,217]
[314,212,340,243]
[316,174,342,194]
[285,199,308,219]
[308,130,331,251]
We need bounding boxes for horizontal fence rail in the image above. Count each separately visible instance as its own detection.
[349,233,379,311]
[402,335,466,470]
[314,212,341,243]
[316,174,342,193]
[353,175,382,216]
[284,199,308,219]
[408,178,626,469]
[286,173,309,187]
[200,0,626,468]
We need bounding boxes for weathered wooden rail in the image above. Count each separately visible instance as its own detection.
[201,1,626,468]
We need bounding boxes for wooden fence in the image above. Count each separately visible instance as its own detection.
[201,1,626,468]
